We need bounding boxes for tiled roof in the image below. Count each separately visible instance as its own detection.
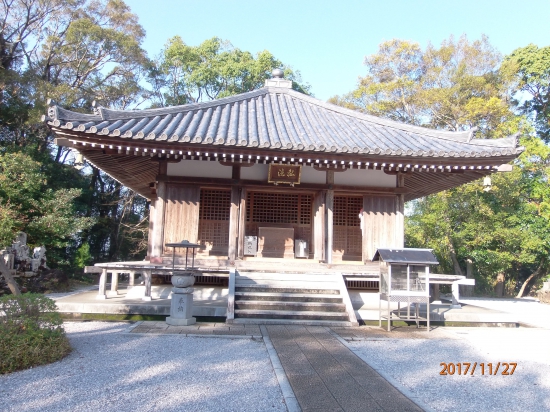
[45,87,521,159]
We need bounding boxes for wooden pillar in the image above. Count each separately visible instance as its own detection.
[237,188,246,259]
[313,191,325,261]
[149,181,166,263]
[326,171,334,264]
[147,200,155,258]
[228,186,240,261]
[396,173,405,248]
[396,194,405,248]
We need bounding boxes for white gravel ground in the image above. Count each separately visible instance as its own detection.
[0,322,286,412]
[349,327,550,412]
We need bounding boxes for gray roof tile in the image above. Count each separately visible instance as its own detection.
[46,87,522,158]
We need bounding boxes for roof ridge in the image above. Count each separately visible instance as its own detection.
[99,89,270,121]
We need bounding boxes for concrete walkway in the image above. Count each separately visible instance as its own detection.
[459,296,550,328]
[265,325,423,412]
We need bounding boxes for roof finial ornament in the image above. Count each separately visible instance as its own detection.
[265,68,292,88]
[272,68,284,79]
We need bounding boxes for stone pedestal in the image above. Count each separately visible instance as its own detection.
[166,272,196,326]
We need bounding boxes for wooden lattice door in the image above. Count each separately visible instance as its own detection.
[333,196,363,261]
[197,189,231,255]
[245,192,312,256]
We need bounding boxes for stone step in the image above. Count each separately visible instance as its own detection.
[235,285,341,295]
[234,300,347,312]
[236,273,338,281]
[235,276,339,284]
[232,318,353,327]
[235,291,344,303]
[234,309,350,321]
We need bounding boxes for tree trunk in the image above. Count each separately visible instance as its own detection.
[448,241,464,277]
[0,258,21,295]
[516,261,545,298]
[461,259,474,297]
[495,272,505,297]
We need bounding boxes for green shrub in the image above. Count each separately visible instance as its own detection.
[0,294,72,374]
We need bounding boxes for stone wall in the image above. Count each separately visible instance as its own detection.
[537,290,550,304]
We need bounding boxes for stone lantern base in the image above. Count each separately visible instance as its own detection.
[166,272,196,326]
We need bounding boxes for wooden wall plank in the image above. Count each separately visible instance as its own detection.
[362,195,400,262]
[163,184,200,254]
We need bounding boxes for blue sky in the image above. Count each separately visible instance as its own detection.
[126,0,550,100]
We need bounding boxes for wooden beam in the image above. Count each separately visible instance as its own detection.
[219,161,255,167]
[159,175,410,194]
[231,165,240,180]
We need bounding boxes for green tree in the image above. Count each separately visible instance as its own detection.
[334,35,548,296]
[1,0,150,267]
[406,132,550,296]
[149,36,311,106]
[502,44,550,142]
[331,35,513,138]
[0,152,93,265]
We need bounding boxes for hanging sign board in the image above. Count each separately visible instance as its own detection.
[268,164,302,185]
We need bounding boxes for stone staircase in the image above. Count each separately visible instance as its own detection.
[230,271,357,326]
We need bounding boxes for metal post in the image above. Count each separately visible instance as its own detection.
[427,301,430,332]
[387,299,391,332]
[379,295,382,327]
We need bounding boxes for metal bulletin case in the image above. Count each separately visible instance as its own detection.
[373,248,439,332]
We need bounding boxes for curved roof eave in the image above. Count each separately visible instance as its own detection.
[44,87,523,159]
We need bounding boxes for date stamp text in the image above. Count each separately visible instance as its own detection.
[440,362,517,376]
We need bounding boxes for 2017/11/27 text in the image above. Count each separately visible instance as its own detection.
[440,362,517,376]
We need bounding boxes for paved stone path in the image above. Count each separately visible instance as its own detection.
[129,322,426,411]
[266,325,423,412]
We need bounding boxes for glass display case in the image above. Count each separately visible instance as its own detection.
[374,248,439,332]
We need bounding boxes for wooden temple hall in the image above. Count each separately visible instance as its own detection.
[45,71,522,272]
